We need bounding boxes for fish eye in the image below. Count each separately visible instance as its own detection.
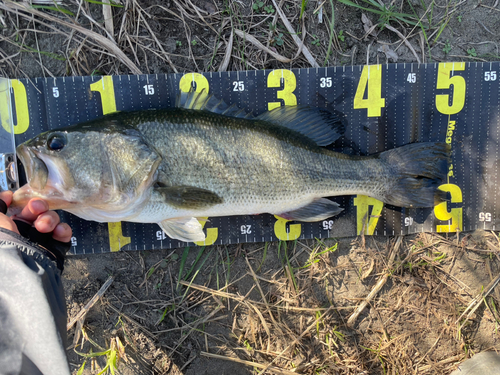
[47,133,67,151]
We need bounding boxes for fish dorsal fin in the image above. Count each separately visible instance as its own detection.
[257,106,346,146]
[176,89,253,119]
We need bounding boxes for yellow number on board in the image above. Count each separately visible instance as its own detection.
[0,79,30,134]
[274,215,301,241]
[434,184,463,232]
[353,195,384,235]
[90,76,130,251]
[435,63,466,115]
[90,76,117,114]
[194,217,219,246]
[179,72,209,106]
[108,222,132,252]
[267,69,297,111]
[180,74,219,244]
[353,65,385,117]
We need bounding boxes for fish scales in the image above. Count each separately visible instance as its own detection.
[132,109,387,217]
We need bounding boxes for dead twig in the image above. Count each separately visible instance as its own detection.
[384,24,421,64]
[347,236,402,327]
[200,352,298,375]
[234,29,291,63]
[271,0,319,67]
[219,30,233,72]
[67,275,114,331]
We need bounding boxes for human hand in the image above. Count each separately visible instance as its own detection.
[0,191,72,242]
[0,191,72,270]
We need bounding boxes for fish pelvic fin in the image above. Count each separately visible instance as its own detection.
[256,106,346,146]
[278,198,343,222]
[176,89,253,119]
[155,185,223,209]
[159,217,206,242]
[379,142,450,208]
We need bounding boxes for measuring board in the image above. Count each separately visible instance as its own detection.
[0,62,498,255]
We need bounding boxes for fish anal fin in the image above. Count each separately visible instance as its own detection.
[155,185,223,209]
[159,217,206,242]
[278,198,343,222]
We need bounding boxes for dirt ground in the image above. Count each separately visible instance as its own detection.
[1,0,500,374]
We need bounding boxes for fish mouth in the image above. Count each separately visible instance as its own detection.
[12,145,73,212]
[16,144,48,191]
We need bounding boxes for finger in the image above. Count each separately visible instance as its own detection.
[0,191,13,207]
[52,222,72,243]
[0,215,20,234]
[33,210,60,233]
[14,199,49,224]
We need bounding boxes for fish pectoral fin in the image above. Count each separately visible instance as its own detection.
[278,198,343,222]
[159,217,206,242]
[155,185,223,209]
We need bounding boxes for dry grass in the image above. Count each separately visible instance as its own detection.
[1,0,494,79]
[66,232,500,374]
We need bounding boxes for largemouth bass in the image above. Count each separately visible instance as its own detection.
[11,90,449,242]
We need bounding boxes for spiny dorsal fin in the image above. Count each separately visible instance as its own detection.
[257,106,346,146]
[176,89,253,119]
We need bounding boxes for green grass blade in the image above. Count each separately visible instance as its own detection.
[83,0,124,6]
[336,0,383,15]
[257,242,268,272]
[177,246,190,291]
[300,0,308,19]
[31,5,75,16]
[76,361,86,375]
[183,246,206,281]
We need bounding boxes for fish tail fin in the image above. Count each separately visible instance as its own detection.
[379,142,450,208]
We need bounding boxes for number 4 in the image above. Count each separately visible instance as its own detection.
[354,65,385,117]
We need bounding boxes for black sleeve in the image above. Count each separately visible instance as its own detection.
[0,228,70,375]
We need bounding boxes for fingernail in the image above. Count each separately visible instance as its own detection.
[32,199,48,212]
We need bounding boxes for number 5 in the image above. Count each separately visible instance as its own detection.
[435,63,466,115]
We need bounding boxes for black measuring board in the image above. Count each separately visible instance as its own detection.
[0,62,498,255]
